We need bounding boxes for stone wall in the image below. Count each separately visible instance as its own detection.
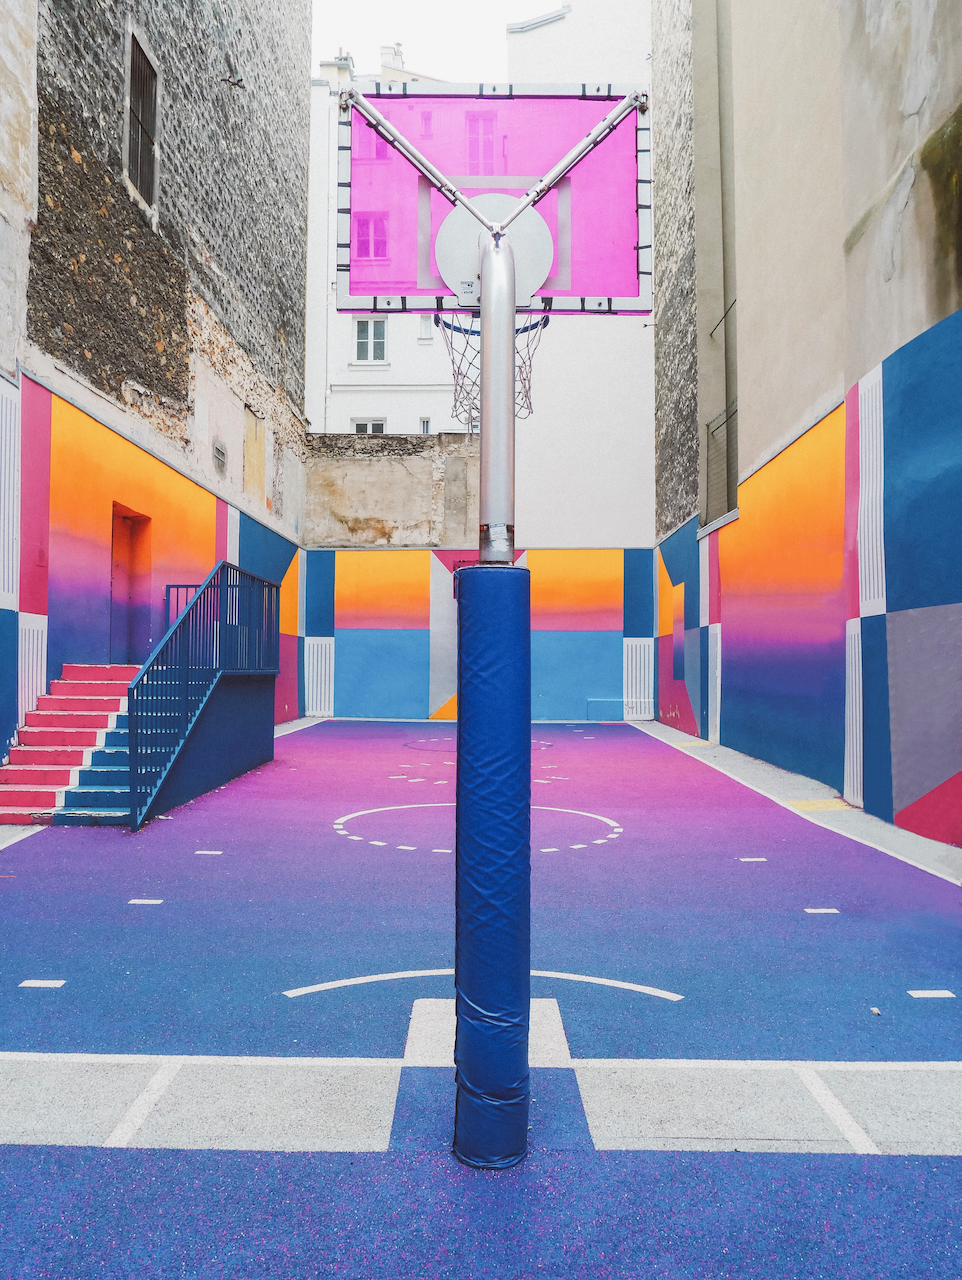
[0,0,37,378]
[305,433,481,548]
[650,0,699,540]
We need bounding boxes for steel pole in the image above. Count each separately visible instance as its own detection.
[478,233,516,563]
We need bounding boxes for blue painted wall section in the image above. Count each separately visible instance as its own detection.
[335,630,430,719]
[623,549,654,637]
[237,513,297,586]
[305,550,335,636]
[0,609,18,759]
[531,632,623,721]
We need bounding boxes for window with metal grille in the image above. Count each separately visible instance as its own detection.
[128,36,157,205]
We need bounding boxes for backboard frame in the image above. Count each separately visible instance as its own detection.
[335,82,652,316]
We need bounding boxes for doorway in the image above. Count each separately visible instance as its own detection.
[110,504,152,665]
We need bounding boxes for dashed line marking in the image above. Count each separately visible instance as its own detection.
[805,908,839,914]
[128,899,163,905]
[19,979,65,988]
[908,990,955,999]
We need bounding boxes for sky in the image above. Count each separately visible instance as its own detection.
[311,0,544,84]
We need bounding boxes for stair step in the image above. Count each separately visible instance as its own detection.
[0,808,55,825]
[52,809,130,826]
[49,680,132,698]
[18,728,102,746]
[0,785,64,807]
[78,768,128,787]
[61,664,140,682]
[25,710,115,729]
[0,766,75,786]
[61,787,128,809]
[37,695,126,713]
[90,748,129,766]
[9,746,88,766]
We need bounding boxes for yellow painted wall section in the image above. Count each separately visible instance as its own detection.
[657,549,674,636]
[527,548,623,630]
[334,549,432,629]
[279,553,299,636]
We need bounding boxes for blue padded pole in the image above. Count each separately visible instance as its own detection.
[452,564,531,1169]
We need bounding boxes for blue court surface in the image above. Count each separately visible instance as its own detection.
[1,721,960,1278]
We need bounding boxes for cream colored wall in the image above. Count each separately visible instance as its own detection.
[840,0,962,384]
[728,0,847,480]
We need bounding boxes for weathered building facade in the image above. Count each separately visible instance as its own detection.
[649,0,962,848]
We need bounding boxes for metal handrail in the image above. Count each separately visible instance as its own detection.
[165,583,201,631]
[129,561,280,830]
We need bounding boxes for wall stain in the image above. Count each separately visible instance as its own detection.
[919,101,962,315]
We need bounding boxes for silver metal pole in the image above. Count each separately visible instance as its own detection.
[479,233,516,564]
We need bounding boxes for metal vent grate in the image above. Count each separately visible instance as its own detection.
[304,637,335,716]
[623,637,654,720]
[857,365,885,616]
[129,36,157,206]
[18,614,47,726]
[843,618,863,807]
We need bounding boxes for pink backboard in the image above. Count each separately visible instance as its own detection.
[336,86,652,315]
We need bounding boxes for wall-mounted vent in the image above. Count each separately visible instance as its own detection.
[857,364,885,616]
[304,637,334,716]
[212,442,227,477]
[18,614,47,725]
[623,637,654,720]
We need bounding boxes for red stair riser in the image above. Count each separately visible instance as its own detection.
[0,788,62,806]
[61,665,139,682]
[18,729,100,746]
[1,767,73,785]
[49,681,131,698]
[0,811,54,825]
[9,748,86,765]
[37,696,124,713]
[25,711,112,729]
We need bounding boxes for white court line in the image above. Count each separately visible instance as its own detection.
[195,850,222,856]
[740,857,767,862]
[128,899,163,905]
[794,1065,880,1155]
[530,970,683,1001]
[19,979,65,988]
[805,908,839,913]
[284,968,684,1001]
[908,990,955,998]
[102,1059,184,1147]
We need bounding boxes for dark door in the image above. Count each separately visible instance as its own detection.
[110,505,152,664]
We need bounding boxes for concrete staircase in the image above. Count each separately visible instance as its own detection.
[0,665,137,826]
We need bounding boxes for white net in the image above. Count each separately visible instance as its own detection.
[435,313,550,428]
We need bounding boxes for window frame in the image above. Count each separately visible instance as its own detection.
[122,21,162,229]
[354,317,388,363]
[353,420,386,435]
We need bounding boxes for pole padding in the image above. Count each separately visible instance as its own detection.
[452,564,531,1169]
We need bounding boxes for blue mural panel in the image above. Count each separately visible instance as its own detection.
[305,550,335,636]
[237,513,296,586]
[531,632,623,721]
[861,613,894,823]
[335,630,430,719]
[0,608,18,757]
[883,308,962,612]
[623,548,654,637]
[658,517,700,630]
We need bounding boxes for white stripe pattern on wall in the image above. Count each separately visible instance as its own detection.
[857,364,885,616]
[843,617,863,807]
[18,613,47,726]
[0,378,20,613]
[623,638,654,721]
[304,637,334,716]
[707,622,721,744]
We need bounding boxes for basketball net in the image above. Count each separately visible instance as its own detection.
[434,313,550,428]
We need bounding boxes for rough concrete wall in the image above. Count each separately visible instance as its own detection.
[727,0,846,479]
[651,0,699,539]
[0,0,37,378]
[304,433,480,548]
[840,0,962,383]
[29,0,310,407]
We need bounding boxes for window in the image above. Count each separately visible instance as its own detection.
[420,111,433,138]
[354,421,385,434]
[418,314,433,342]
[467,114,496,175]
[420,418,431,435]
[355,214,388,260]
[128,36,158,206]
[356,318,386,362]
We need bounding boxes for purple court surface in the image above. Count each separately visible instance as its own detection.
[1,720,960,1278]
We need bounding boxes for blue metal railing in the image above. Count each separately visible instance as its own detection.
[165,583,201,631]
[129,562,280,830]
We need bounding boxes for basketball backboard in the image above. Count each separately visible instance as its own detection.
[336,84,651,316]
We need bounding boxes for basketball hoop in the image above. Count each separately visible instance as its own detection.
[435,312,550,428]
